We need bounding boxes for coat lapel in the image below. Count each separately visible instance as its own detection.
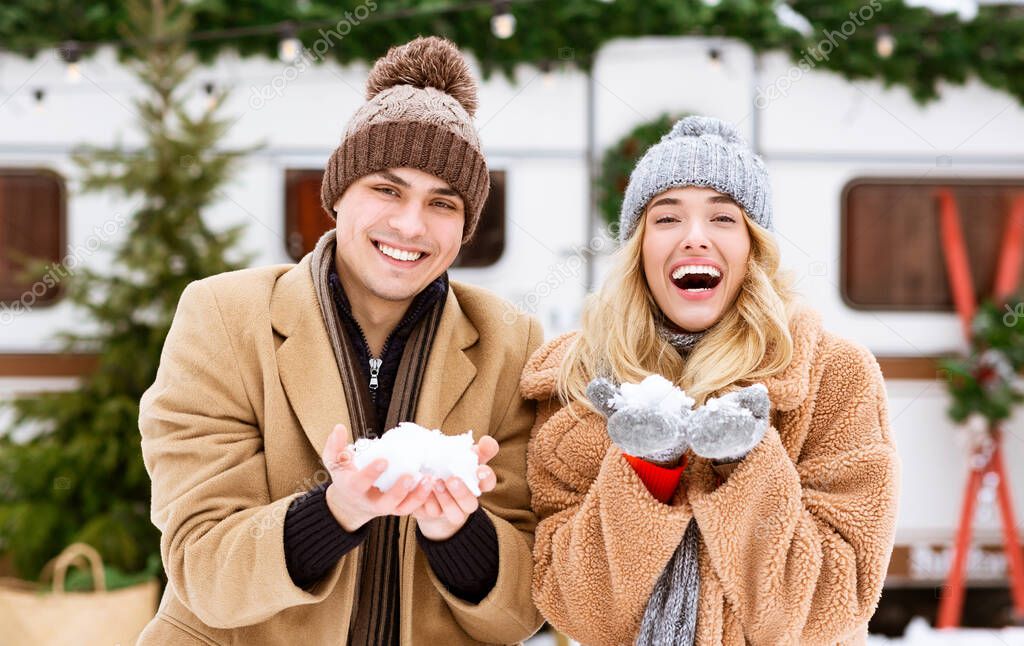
[415,286,479,433]
[272,255,352,457]
[272,256,481,454]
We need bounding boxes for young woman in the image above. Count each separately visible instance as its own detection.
[522,116,899,645]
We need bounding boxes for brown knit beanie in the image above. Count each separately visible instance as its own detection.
[320,36,490,243]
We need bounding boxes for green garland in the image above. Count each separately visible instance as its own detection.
[940,300,1024,425]
[1,1,1022,105]
[598,112,682,230]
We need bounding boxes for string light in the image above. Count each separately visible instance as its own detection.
[539,60,554,87]
[875,27,895,59]
[277,23,301,63]
[59,41,82,83]
[203,81,216,109]
[6,0,968,107]
[33,88,45,112]
[0,0,546,61]
[708,47,722,69]
[490,1,516,39]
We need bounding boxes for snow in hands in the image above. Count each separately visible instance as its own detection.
[591,374,772,462]
[350,422,481,496]
[611,374,695,418]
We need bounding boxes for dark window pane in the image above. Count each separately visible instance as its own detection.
[0,169,65,307]
[453,170,505,268]
[842,179,1024,311]
[284,169,334,262]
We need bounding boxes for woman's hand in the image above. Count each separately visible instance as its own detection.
[586,377,692,466]
[684,383,770,461]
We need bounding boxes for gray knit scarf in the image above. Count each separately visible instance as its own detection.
[636,323,706,646]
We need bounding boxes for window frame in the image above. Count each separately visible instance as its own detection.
[0,167,67,308]
[840,176,1024,312]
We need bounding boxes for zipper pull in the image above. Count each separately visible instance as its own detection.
[368,357,382,391]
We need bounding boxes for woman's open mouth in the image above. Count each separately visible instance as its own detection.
[670,265,723,300]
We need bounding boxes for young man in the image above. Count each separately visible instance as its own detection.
[137,37,543,645]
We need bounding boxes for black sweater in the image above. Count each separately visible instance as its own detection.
[282,265,499,603]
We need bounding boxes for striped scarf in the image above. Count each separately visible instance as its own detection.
[311,229,445,646]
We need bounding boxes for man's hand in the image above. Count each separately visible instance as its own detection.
[321,423,435,532]
[413,435,499,541]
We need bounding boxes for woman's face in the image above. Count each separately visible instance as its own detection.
[641,186,751,332]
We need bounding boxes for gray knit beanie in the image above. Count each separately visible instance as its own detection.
[619,115,773,242]
[320,37,489,243]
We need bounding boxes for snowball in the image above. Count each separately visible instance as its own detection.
[350,422,481,496]
[704,390,747,414]
[611,374,694,418]
[703,396,724,412]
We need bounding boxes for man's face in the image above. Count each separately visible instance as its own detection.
[332,167,465,306]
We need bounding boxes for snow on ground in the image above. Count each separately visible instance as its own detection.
[868,617,1024,645]
[525,618,1024,645]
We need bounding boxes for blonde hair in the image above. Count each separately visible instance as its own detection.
[558,209,800,409]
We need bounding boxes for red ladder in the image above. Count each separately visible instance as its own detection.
[934,188,1024,628]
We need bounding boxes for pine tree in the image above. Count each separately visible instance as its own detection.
[0,0,255,582]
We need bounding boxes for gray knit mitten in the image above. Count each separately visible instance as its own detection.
[684,383,771,462]
[586,375,695,465]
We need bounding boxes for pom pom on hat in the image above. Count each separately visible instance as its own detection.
[664,115,747,146]
[366,36,479,117]
[322,36,490,243]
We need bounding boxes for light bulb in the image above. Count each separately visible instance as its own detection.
[59,41,82,83]
[491,12,516,39]
[203,82,216,110]
[708,47,722,69]
[278,36,301,63]
[875,30,895,59]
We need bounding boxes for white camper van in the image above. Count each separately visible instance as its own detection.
[2,35,1023,628]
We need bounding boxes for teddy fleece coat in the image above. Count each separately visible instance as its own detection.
[521,307,900,645]
[136,254,544,645]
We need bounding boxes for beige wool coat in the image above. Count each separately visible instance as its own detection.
[522,306,900,645]
[136,254,544,645]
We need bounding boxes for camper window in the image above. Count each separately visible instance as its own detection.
[842,178,1024,311]
[0,168,65,308]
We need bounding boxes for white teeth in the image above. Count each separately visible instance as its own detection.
[671,264,722,280]
[378,243,422,262]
